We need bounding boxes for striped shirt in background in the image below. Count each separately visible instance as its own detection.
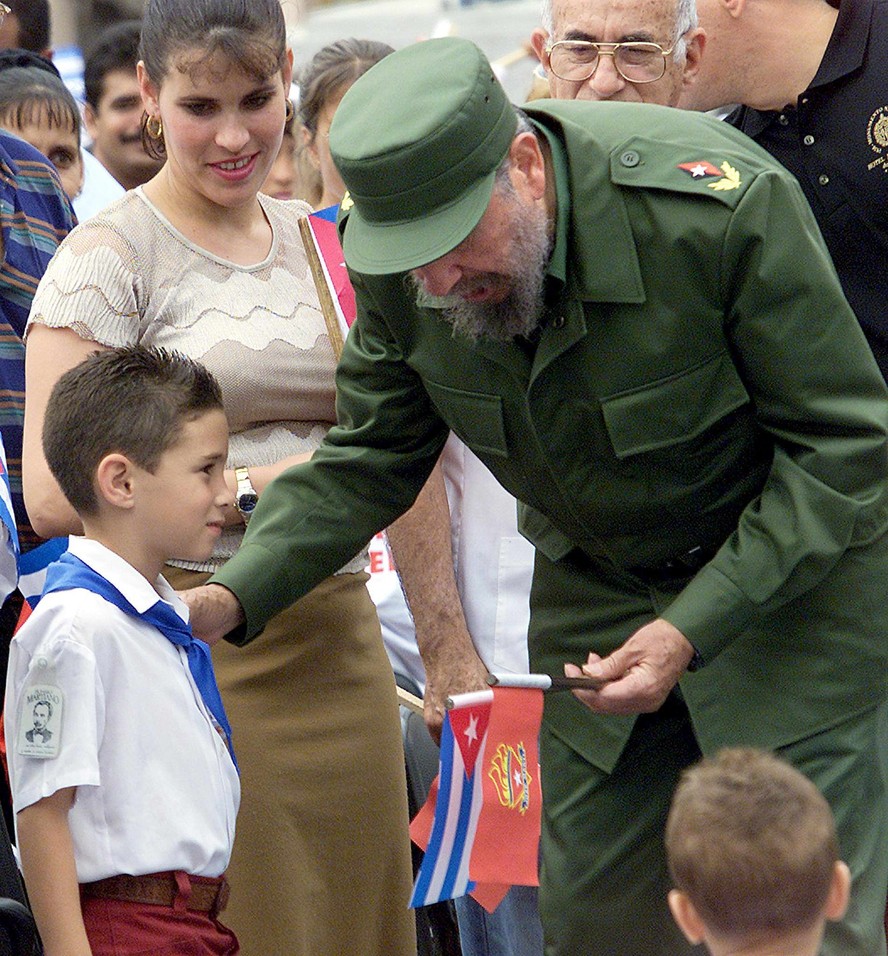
[0,132,75,552]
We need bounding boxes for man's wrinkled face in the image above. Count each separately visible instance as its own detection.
[532,0,703,106]
[410,177,552,341]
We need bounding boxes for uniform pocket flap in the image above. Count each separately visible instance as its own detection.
[600,351,749,459]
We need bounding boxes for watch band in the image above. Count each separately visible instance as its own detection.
[234,466,258,525]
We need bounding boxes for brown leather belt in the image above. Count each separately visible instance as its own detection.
[80,871,230,916]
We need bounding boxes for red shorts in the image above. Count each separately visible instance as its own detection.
[80,872,239,956]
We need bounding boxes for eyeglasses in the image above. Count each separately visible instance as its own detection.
[545,40,677,84]
[0,4,10,27]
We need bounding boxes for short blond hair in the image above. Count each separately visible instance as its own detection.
[665,748,839,938]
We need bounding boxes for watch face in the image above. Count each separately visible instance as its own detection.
[238,493,259,514]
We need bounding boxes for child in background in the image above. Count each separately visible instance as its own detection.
[260,99,298,201]
[0,64,84,203]
[5,345,239,956]
[665,748,851,956]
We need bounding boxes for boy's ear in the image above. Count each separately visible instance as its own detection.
[94,453,137,510]
[667,889,707,945]
[825,861,851,921]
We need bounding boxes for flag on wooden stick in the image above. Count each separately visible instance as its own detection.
[297,203,355,359]
[409,686,543,912]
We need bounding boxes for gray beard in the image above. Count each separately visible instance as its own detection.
[413,197,552,343]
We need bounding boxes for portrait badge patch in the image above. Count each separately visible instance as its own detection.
[867,107,888,172]
[17,670,63,759]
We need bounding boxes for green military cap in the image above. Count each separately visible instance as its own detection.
[329,37,517,274]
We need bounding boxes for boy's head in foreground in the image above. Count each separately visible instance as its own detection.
[43,346,230,577]
[665,748,850,956]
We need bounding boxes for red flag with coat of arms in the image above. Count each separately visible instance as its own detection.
[409,686,542,912]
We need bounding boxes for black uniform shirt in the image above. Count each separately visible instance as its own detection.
[729,0,888,376]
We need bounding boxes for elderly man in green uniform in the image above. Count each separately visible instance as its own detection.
[187,38,888,956]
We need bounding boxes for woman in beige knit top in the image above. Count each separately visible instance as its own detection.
[21,1,417,953]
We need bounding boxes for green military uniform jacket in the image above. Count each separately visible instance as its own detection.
[215,100,888,771]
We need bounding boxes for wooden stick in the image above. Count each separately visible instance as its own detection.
[397,685,425,715]
[298,216,346,360]
[487,673,609,691]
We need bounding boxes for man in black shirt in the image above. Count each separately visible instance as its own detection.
[683,0,888,379]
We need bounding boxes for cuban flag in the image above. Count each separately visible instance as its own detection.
[410,687,542,912]
[297,203,356,358]
[0,435,19,604]
[18,536,69,609]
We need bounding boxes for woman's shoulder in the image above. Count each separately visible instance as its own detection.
[61,189,155,254]
[260,194,314,221]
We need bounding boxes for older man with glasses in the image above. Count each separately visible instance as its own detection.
[530,0,705,105]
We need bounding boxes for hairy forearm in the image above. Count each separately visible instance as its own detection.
[386,463,488,736]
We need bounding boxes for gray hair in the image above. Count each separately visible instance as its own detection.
[541,0,697,61]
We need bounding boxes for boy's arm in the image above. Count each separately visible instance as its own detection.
[17,787,92,956]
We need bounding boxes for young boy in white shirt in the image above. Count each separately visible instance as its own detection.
[665,748,851,956]
[5,345,240,956]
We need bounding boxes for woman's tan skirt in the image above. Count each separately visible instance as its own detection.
[166,567,416,956]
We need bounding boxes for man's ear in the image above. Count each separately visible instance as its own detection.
[667,889,707,946]
[95,453,137,510]
[723,0,745,19]
[530,27,550,66]
[83,102,99,142]
[681,29,706,89]
[509,131,546,201]
[824,862,851,922]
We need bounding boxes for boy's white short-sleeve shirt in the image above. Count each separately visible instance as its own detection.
[5,536,240,881]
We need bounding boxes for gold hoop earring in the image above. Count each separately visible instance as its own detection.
[146,115,163,140]
[285,99,294,124]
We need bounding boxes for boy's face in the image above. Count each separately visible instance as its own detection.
[135,409,230,567]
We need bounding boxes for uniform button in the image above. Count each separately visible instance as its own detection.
[620,150,640,168]
[818,174,829,186]
[778,114,789,126]
[803,134,815,146]
[552,314,565,329]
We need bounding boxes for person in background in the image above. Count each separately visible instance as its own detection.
[681,0,888,381]
[21,1,418,954]
[7,346,240,956]
[297,37,395,211]
[83,20,164,191]
[0,0,50,59]
[0,39,74,766]
[259,100,298,200]
[0,4,124,221]
[530,0,704,104]
[665,748,851,956]
[0,65,84,203]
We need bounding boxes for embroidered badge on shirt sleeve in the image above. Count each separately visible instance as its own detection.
[17,658,63,759]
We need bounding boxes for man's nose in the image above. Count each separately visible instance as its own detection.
[413,257,462,297]
[588,52,627,98]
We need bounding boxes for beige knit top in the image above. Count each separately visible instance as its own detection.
[28,187,367,573]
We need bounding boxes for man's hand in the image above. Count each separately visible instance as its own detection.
[422,649,490,744]
[565,618,695,715]
[179,583,245,646]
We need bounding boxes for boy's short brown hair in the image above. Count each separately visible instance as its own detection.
[665,747,839,939]
[43,345,223,516]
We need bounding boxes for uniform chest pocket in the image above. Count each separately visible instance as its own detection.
[423,380,508,457]
[600,351,750,472]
